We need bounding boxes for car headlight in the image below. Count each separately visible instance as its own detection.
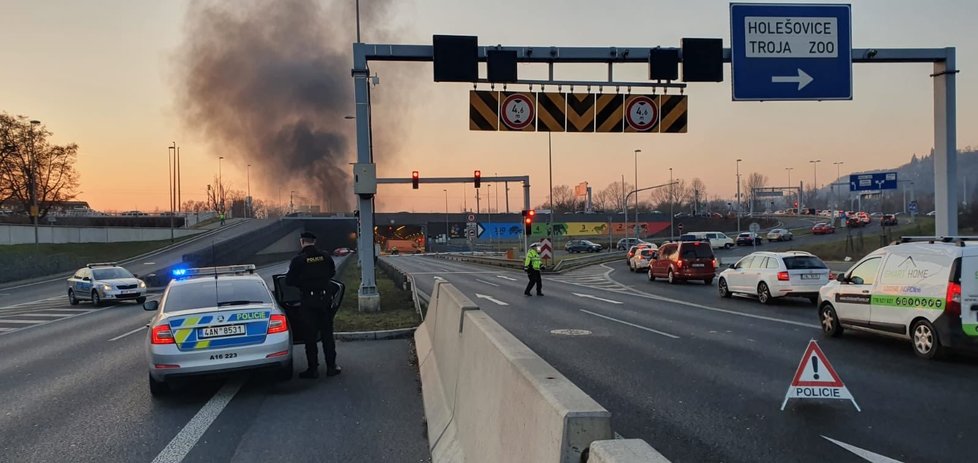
[101,284,113,291]
[138,280,146,288]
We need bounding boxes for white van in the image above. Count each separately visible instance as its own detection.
[680,231,734,249]
[817,236,978,359]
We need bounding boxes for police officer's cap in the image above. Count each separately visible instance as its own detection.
[300,232,317,240]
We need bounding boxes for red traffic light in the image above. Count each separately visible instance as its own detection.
[527,209,535,217]
[412,170,419,189]
[474,170,482,188]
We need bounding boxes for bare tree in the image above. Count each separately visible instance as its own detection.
[537,184,577,213]
[0,114,80,216]
[690,178,707,214]
[594,181,634,213]
[743,172,769,213]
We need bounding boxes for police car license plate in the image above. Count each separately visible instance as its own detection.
[199,324,246,338]
[801,274,819,280]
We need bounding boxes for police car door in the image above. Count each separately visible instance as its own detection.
[76,268,93,299]
[959,251,978,338]
[834,256,883,326]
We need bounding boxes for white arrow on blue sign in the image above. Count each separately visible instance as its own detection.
[731,3,852,101]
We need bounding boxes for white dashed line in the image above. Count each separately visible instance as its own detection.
[0,319,51,324]
[475,279,500,287]
[580,309,680,339]
[108,326,147,342]
[822,435,903,463]
[7,313,69,318]
[151,377,245,463]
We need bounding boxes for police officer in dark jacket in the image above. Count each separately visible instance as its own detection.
[286,232,340,379]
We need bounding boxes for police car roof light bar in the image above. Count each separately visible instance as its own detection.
[86,262,118,268]
[179,264,257,278]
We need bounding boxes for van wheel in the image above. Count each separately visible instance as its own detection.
[820,304,843,337]
[68,289,79,305]
[724,243,733,249]
[757,282,773,305]
[149,374,170,397]
[911,319,945,360]
[718,278,731,298]
[667,269,677,284]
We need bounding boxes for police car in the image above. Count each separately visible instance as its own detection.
[144,264,293,396]
[67,262,147,306]
[818,236,978,359]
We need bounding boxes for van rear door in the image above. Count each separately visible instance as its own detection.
[961,255,978,336]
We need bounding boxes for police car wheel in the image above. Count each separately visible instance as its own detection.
[274,358,294,382]
[820,304,843,338]
[149,374,170,396]
[718,278,731,298]
[91,291,101,306]
[911,319,945,360]
[68,289,79,305]
[757,282,773,305]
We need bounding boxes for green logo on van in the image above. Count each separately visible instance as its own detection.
[963,324,978,337]
[870,294,943,310]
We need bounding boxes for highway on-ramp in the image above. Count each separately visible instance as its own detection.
[385,254,977,463]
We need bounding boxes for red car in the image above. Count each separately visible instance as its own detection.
[648,241,717,285]
[811,223,835,235]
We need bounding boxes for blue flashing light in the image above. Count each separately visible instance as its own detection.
[172,268,188,277]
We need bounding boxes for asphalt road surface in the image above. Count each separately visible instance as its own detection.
[0,255,429,463]
[384,254,977,463]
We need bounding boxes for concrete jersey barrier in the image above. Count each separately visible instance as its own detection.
[415,281,613,463]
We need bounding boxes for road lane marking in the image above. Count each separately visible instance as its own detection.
[32,308,95,312]
[109,325,147,342]
[7,313,71,318]
[0,327,15,332]
[573,293,624,304]
[410,271,496,275]
[0,319,51,324]
[475,293,509,306]
[821,436,903,463]
[496,275,518,281]
[475,279,500,287]
[151,377,246,463]
[144,262,156,265]
[580,309,680,339]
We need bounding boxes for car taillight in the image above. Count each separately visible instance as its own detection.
[946,282,961,317]
[676,259,684,269]
[712,259,718,268]
[268,314,288,334]
[151,324,174,344]
[778,271,790,281]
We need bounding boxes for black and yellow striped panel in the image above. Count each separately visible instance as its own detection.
[537,92,566,132]
[595,94,624,133]
[469,91,499,131]
[659,94,688,133]
[624,95,660,133]
[499,92,537,132]
[566,93,595,132]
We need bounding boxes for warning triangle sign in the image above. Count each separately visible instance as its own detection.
[789,340,844,387]
[781,340,860,412]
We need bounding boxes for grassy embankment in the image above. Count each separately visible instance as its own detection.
[793,218,936,261]
[334,261,421,332]
[0,238,191,283]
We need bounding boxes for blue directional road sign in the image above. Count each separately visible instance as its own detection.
[731,3,852,101]
[850,172,898,192]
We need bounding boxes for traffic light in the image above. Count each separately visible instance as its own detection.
[411,171,419,189]
[474,170,481,188]
[522,209,535,235]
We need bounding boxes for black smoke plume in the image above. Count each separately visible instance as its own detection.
[177,0,396,211]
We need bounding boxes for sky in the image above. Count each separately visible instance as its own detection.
[1,0,976,213]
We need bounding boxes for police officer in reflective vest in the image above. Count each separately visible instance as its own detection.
[286,232,340,379]
[524,243,543,296]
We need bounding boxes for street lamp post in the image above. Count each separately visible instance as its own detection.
[168,142,176,242]
[443,189,449,248]
[810,159,821,209]
[29,120,40,246]
[634,149,641,238]
[833,161,844,209]
[176,146,181,216]
[736,158,743,233]
[669,167,674,239]
[246,163,252,218]
[785,167,794,212]
[218,156,224,215]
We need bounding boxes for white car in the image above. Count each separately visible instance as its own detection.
[67,262,147,306]
[817,237,978,359]
[144,265,293,396]
[718,251,830,304]
[766,228,793,242]
[680,231,735,249]
[628,245,658,272]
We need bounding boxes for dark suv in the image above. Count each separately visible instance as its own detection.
[648,241,718,284]
[565,240,603,253]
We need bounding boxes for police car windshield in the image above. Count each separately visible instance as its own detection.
[92,268,132,280]
[163,279,272,312]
